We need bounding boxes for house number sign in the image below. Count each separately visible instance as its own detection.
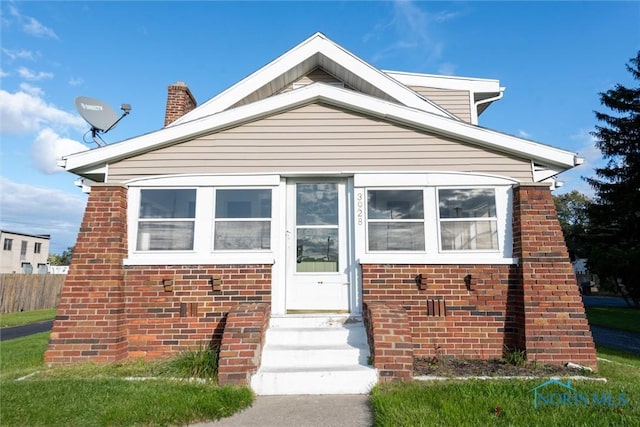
[356,191,364,226]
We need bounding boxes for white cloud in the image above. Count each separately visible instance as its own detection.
[0,177,86,251]
[17,66,53,81]
[19,82,44,97]
[2,48,37,61]
[518,129,532,139]
[31,128,88,174]
[437,62,457,76]
[0,88,85,134]
[364,0,462,70]
[24,16,59,39]
[8,5,59,40]
[68,76,84,86]
[0,68,9,78]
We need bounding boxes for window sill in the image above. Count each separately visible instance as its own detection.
[358,254,517,265]
[123,254,276,266]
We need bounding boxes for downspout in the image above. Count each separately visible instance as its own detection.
[473,87,505,124]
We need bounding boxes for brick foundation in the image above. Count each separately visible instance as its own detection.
[218,303,270,385]
[362,264,521,361]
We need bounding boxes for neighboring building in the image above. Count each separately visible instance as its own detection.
[46,33,596,393]
[0,230,50,274]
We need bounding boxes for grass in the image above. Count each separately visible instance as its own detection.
[0,308,57,327]
[0,333,253,426]
[371,348,640,427]
[585,306,640,333]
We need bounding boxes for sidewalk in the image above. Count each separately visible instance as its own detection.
[189,394,372,427]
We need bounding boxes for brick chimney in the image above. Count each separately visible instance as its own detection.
[164,81,197,126]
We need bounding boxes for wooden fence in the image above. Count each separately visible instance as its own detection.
[0,274,65,313]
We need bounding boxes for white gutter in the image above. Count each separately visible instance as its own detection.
[474,87,505,122]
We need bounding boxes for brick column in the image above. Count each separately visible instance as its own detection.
[45,184,128,365]
[218,303,270,385]
[364,302,413,381]
[512,184,596,368]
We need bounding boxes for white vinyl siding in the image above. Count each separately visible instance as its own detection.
[108,104,532,182]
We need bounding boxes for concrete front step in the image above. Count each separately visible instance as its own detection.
[251,365,378,395]
[250,315,378,395]
[260,344,369,367]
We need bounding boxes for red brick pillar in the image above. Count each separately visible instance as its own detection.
[45,184,128,365]
[512,184,596,368]
[218,303,270,385]
[364,302,413,381]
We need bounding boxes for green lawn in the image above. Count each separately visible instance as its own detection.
[371,347,640,427]
[585,306,640,333]
[0,308,57,327]
[0,332,253,426]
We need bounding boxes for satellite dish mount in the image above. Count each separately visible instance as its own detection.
[74,96,131,147]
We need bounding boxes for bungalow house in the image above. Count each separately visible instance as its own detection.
[46,32,596,394]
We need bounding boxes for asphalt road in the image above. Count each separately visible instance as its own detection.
[0,320,54,341]
[582,295,631,308]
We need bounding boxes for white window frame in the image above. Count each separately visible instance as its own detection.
[354,172,515,265]
[125,174,280,266]
[212,187,273,252]
[365,188,427,253]
[436,187,500,253]
[136,187,197,251]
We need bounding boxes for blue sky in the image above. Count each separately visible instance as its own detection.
[1,1,639,254]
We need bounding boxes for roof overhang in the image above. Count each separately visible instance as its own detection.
[62,82,579,176]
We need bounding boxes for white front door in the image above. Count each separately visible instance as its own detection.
[285,179,350,312]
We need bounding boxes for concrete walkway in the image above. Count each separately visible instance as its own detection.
[189,394,372,427]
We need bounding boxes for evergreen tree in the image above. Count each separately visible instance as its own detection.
[553,190,591,261]
[586,51,640,308]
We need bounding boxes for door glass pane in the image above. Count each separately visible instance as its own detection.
[296,183,338,225]
[296,228,338,273]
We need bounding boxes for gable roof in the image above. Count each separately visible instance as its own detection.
[60,32,581,180]
[61,82,580,175]
[168,32,457,126]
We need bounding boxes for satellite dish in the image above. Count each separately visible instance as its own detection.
[74,96,131,147]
